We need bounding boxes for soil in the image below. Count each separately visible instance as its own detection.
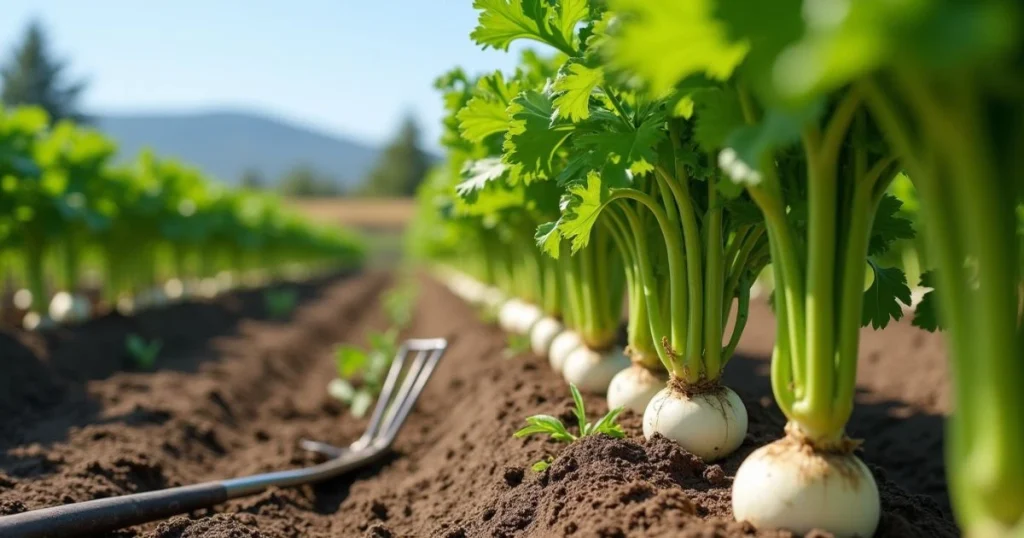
[0,272,958,537]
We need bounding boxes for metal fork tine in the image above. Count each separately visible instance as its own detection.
[378,346,443,446]
[352,343,414,448]
[371,348,429,445]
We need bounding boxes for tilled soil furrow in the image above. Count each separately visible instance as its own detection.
[0,274,960,538]
[0,272,391,536]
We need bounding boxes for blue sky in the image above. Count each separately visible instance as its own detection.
[0,0,534,151]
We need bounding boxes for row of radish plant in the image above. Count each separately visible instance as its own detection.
[412,1,1023,536]
[0,105,364,329]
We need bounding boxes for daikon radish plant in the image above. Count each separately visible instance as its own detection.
[429,60,627,385]
[761,2,1023,535]
[467,0,769,453]
[609,1,931,535]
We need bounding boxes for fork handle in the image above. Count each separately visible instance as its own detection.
[0,482,227,538]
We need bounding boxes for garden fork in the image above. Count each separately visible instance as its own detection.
[0,338,448,538]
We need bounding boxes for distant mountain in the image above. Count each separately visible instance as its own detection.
[95,110,384,190]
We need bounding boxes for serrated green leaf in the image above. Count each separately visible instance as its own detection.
[862,262,912,329]
[471,0,587,54]
[912,270,943,332]
[609,0,749,94]
[558,172,612,252]
[693,87,745,151]
[458,97,510,143]
[574,112,665,181]
[456,158,508,202]
[535,220,563,258]
[504,91,572,179]
[869,194,915,256]
[552,64,604,122]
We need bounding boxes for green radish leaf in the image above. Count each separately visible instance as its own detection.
[503,90,572,180]
[552,63,604,122]
[569,383,588,435]
[912,271,943,332]
[573,111,665,181]
[515,414,575,443]
[869,195,915,256]
[471,0,588,53]
[609,0,748,94]
[557,172,612,253]
[862,262,912,330]
[693,86,745,151]
[532,457,552,472]
[535,220,563,258]
[458,97,511,143]
[456,158,508,203]
[591,406,626,438]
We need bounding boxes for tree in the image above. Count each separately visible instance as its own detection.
[278,165,341,197]
[239,168,266,190]
[1,20,88,123]
[360,115,430,197]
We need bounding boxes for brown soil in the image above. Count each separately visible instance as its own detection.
[0,273,957,537]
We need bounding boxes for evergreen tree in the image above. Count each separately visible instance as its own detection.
[239,168,266,190]
[360,115,430,197]
[278,165,341,197]
[1,20,88,123]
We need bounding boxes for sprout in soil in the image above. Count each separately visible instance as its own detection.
[125,334,162,370]
[514,384,625,472]
[328,329,398,418]
[264,288,298,320]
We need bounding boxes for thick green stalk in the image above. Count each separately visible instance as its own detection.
[833,157,895,428]
[797,133,839,433]
[606,210,660,369]
[614,188,692,380]
[541,256,561,317]
[749,184,807,392]
[657,168,705,374]
[618,202,676,375]
[736,88,809,392]
[768,234,798,420]
[703,184,725,379]
[868,72,1024,532]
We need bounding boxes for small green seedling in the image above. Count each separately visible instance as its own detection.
[515,384,625,471]
[328,328,398,418]
[125,334,162,370]
[382,281,417,329]
[264,288,298,320]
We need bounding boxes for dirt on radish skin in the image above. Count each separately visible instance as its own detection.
[0,275,956,537]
